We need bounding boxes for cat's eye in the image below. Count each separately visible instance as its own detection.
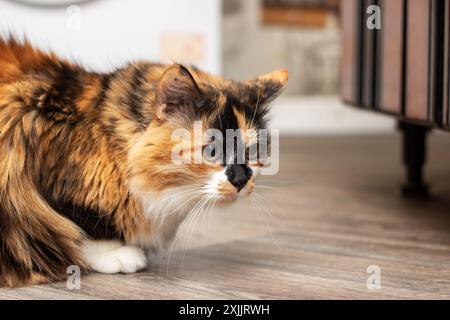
[203,144,220,163]
[247,144,258,161]
[205,144,216,157]
[247,143,270,167]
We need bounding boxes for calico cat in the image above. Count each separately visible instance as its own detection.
[0,37,287,287]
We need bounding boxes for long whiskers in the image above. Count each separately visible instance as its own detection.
[181,195,210,264]
[250,192,282,250]
[252,191,282,227]
[165,194,208,275]
[249,87,261,129]
[254,185,279,191]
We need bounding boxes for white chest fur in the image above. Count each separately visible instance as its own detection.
[130,186,203,254]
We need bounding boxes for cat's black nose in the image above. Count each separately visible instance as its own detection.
[226,164,252,191]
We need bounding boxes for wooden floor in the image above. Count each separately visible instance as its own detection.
[2,134,450,299]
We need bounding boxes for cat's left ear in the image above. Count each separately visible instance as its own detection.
[244,69,288,106]
[155,64,202,121]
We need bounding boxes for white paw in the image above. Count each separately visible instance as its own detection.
[82,240,147,274]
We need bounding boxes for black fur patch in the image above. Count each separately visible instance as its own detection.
[127,65,148,129]
[47,199,123,240]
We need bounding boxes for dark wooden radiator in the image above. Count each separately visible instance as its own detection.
[340,0,450,196]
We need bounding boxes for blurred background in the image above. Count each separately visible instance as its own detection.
[0,0,394,135]
[3,1,450,300]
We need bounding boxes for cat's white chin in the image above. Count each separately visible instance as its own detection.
[203,169,247,200]
[213,193,238,204]
[224,193,239,201]
[216,188,255,204]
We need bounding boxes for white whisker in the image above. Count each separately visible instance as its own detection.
[251,196,281,250]
[165,194,207,275]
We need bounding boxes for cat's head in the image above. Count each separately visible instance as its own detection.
[129,64,287,203]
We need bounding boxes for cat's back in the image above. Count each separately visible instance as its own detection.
[0,37,58,84]
[0,38,95,133]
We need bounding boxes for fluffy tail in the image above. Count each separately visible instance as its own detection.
[0,104,86,287]
[0,176,86,287]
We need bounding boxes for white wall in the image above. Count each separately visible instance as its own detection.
[0,0,222,73]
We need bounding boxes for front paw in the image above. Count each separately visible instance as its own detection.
[83,241,147,274]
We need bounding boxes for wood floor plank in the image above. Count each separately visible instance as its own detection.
[1,135,450,299]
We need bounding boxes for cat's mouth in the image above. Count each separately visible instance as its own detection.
[204,173,255,204]
[225,183,254,199]
[222,193,239,202]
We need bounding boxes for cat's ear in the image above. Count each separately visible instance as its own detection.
[244,69,288,106]
[155,64,201,121]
